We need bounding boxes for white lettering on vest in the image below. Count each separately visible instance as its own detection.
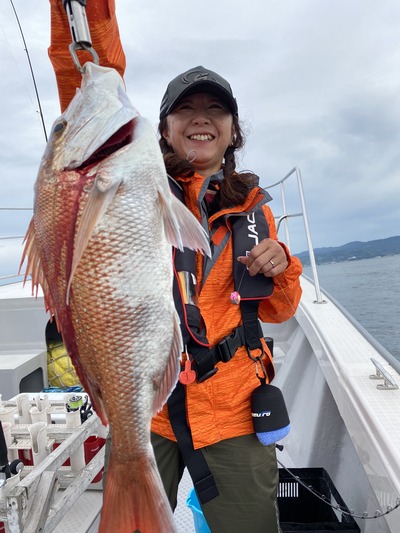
[247,212,259,248]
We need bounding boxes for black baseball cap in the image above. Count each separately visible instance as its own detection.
[159,66,238,120]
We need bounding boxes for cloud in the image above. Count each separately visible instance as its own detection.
[1,0,400,277]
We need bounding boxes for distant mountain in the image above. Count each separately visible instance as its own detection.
[295,236,400,266]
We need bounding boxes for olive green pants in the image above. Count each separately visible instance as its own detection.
[151,432,281,533]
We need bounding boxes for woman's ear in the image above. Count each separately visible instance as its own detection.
[231,125,237,145]
[231,127,237,146]
[162,127,171,146]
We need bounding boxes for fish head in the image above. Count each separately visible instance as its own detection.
[29,63,141,307]
[43,62,139,173]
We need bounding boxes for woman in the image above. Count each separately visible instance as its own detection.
[49,3,302,531]
[149,66,302,532]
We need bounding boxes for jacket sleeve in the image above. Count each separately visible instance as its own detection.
[258,204,303,323]
[48,0,126,112]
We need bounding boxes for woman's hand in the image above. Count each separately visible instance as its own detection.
[237,238,288,277]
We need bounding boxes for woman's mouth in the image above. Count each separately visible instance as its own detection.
[188,134,214,141]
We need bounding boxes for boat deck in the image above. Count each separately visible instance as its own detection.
[298,277,400,500]
[268,277,400,533]
[53,469,195,533]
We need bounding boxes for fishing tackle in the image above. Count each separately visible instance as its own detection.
[230,291,241,304]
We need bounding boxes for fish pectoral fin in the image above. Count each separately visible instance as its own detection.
[152,311,182,415]
[159,192,211,257]
[66,172,122,303]
[157,190,183,250]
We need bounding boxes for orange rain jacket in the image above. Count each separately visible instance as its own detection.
[151,175,302,447]
[49,0,302,449]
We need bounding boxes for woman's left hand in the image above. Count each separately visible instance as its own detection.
[237,238,288,277]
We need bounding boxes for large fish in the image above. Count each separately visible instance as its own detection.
[21,62,210,533]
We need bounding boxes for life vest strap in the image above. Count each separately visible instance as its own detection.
[167,381,219,504]
[240,300,265,353]
[189,318,264,383]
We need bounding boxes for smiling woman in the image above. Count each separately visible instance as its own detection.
[158,67,261,212]
[162,93,235,178]
[145,64,303,533]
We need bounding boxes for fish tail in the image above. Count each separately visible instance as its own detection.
[99,450,177,533]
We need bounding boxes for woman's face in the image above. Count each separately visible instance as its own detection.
[162,92,235,178]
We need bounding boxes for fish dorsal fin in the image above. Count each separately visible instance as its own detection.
[66,171,122,303]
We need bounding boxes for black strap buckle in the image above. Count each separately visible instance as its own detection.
[189,321,264,382]
[215,327,244,362]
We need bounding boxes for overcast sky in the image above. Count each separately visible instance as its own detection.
[1,0,400,279]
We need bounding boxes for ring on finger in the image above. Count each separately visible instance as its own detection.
[269,259,275,268]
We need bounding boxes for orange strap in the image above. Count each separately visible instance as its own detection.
[48,0,126,111]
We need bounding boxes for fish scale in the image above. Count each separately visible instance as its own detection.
[21,62,210,533]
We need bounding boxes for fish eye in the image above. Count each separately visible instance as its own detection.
[53,120,67,135]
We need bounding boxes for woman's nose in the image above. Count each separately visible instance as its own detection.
[191,109,210,124]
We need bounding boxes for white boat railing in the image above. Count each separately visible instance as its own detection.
[264,167,400,378]
[264,166,325,304]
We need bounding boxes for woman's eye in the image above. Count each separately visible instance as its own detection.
[209,102,228,111]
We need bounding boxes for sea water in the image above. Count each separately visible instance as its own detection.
[303,254,400,361]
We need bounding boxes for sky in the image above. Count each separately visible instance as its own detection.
[1,0,400,280]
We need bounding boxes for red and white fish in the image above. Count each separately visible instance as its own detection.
[21,62,210,533]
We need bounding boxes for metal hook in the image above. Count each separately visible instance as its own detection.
[69,42,99,74]
[247,344,265,363]
[253,355,267,384]
[63,0,100,73]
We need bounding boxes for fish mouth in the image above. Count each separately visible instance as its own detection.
[77,119,135,170]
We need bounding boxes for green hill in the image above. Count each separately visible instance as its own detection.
[295,236,400,266]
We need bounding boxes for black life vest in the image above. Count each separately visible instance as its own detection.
[169,176,274,383]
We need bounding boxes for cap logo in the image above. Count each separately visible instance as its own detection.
[181,69,217,84]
